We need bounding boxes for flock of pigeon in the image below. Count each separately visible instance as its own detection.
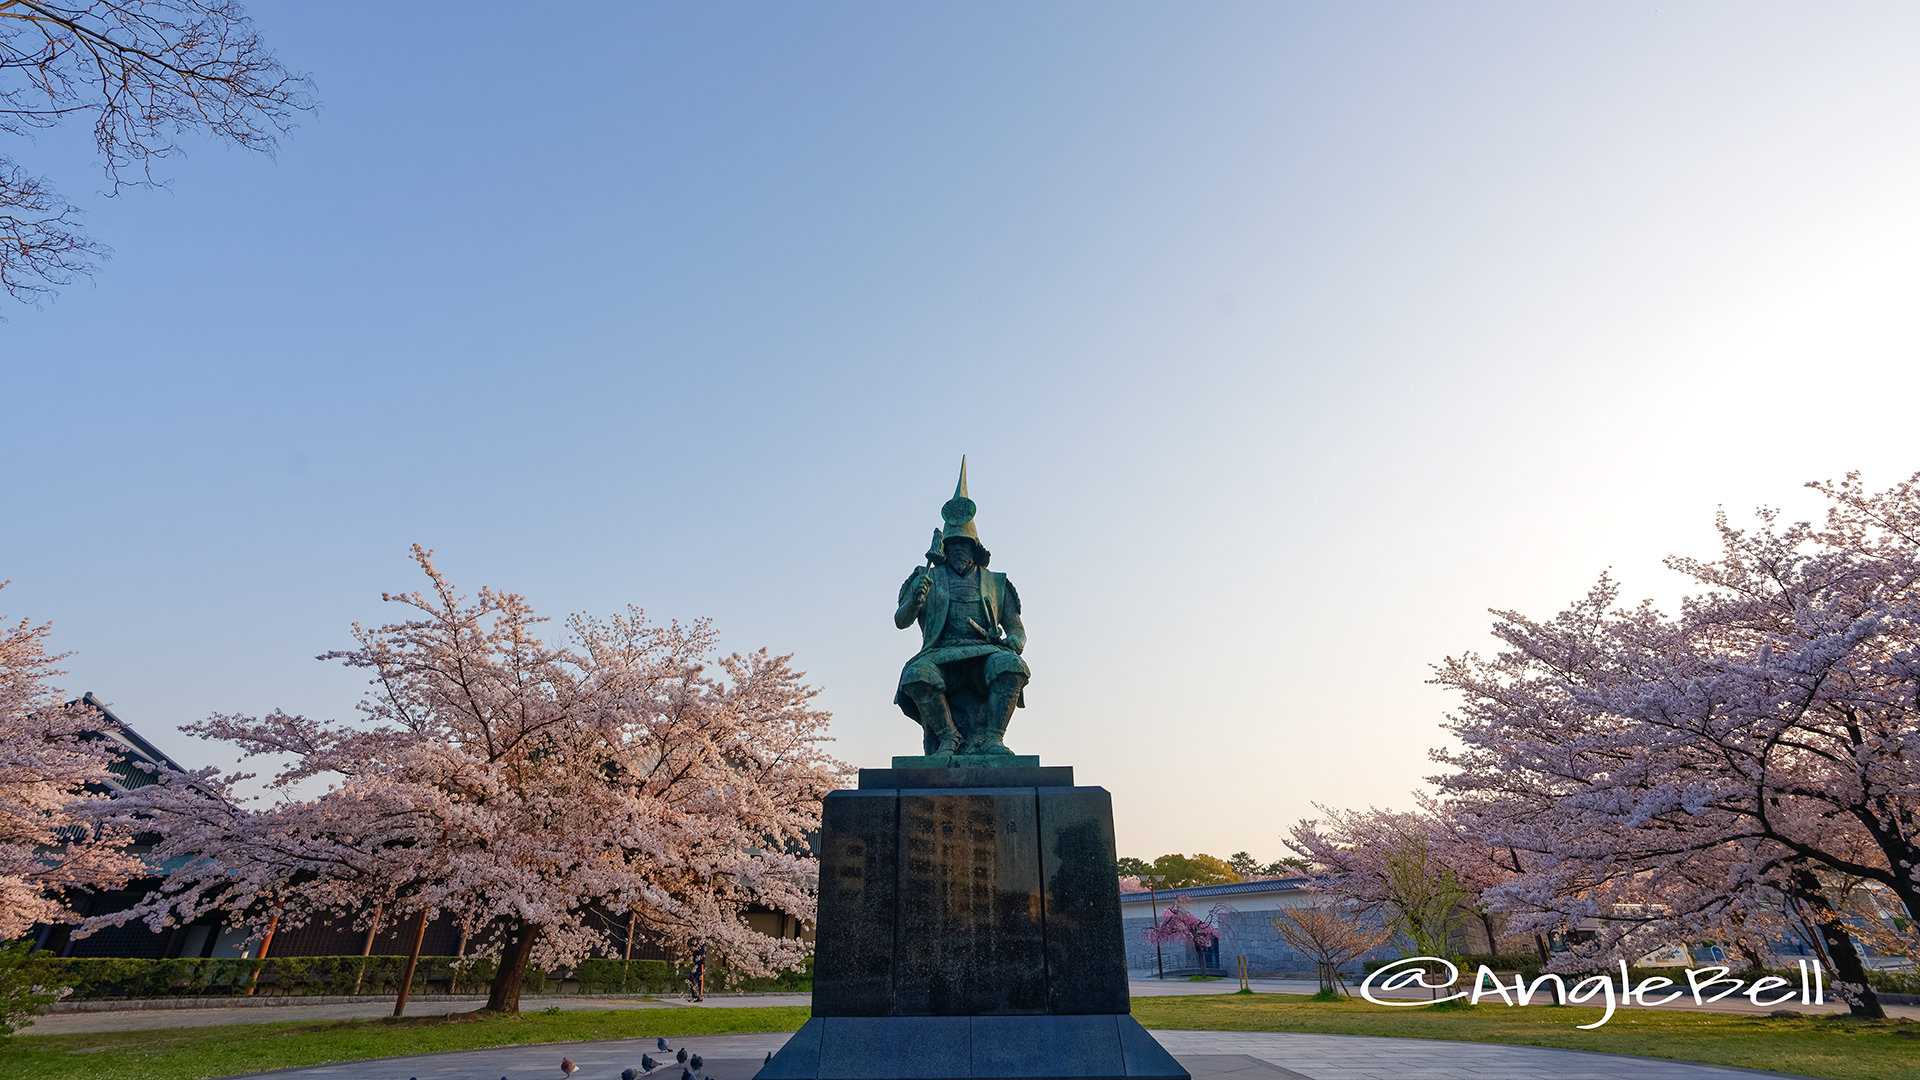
[405,1036,771,1080]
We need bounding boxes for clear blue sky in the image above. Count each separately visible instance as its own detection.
[7,2,1920,861]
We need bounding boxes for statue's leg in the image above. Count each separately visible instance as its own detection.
[980,672,1027,756]
[950,657,990,755]
[954,687,988,755]
[904,681,960,757]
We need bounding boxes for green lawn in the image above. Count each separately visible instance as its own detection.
[0,1005,811,1080]
[4,994,1916,1080]
[1131,993,1920,1080]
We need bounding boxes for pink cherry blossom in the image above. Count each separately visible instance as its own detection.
[0,587,145,939]
[1427,471,1920,1013]
[99,547,849,1012]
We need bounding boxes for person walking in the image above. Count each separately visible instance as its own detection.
[684,940,706,1002]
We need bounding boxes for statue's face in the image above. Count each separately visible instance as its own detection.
[945,539,976,573]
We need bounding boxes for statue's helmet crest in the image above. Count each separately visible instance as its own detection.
[927,456,990,567]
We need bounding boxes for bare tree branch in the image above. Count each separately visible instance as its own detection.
[0,1,313,302]
[0,154,104,303]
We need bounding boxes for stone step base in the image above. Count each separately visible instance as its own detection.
[758,1014,1188,1080]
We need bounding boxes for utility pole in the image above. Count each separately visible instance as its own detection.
[1149,875,1167,979]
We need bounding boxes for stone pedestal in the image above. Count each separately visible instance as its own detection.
[886,754,1043,769]
[758,764,1187,1080]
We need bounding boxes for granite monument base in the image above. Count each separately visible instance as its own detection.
[757,763,1186,1080]
[760,1014,1187,1080]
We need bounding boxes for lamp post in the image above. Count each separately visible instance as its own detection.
[1148,875,1167,979]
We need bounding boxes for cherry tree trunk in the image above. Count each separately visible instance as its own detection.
[1819,919,1886,1019]
[1790,868,1884,1019]
[484,919,542,1014]
[1474,911,1498,955]
[393,908,431,1018]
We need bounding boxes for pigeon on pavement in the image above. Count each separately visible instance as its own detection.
[623,1069,637,1080]
[657,1038,671,1052]
[690,1054,704,1073]
[563,1058,580,1078]
[676,1048,689,1066]
[642,1054,661,1073]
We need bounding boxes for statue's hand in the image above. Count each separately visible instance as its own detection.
[913,569,933,606]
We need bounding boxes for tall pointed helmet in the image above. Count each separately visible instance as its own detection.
[926,456,991,567]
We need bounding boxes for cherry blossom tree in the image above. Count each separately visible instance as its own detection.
[1286,804,1489,958]
[1431,471,1920,1017]
[0,586,141,939]
[104,548,848,1013]
[1142,896,1232,971]
[1823,876,1917,967]
[84,748,441,1002]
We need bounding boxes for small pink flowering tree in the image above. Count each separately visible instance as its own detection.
[1143,896,1233,972]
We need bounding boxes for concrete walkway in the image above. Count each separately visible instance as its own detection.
[30,994,812,1036]
[1151,1029,1823,1079]
[206,1029,1829,1080]
[31,978,1915,1035]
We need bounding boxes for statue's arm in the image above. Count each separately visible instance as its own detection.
[1000,607,1026,654]
[999,579,1025,653]
[895,568,930,630]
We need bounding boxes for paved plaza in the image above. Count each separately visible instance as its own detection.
[29,980,1900,1079]
[35,977,1914,1036]
[203,1028,1828,1080]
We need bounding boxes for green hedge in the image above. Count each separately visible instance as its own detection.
[730,954,813,993]
[1864,968,1920,994]
[572,955,812,994]
[24,953,812,1001]
[31,956,509,1000]
[568,959,681,994]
